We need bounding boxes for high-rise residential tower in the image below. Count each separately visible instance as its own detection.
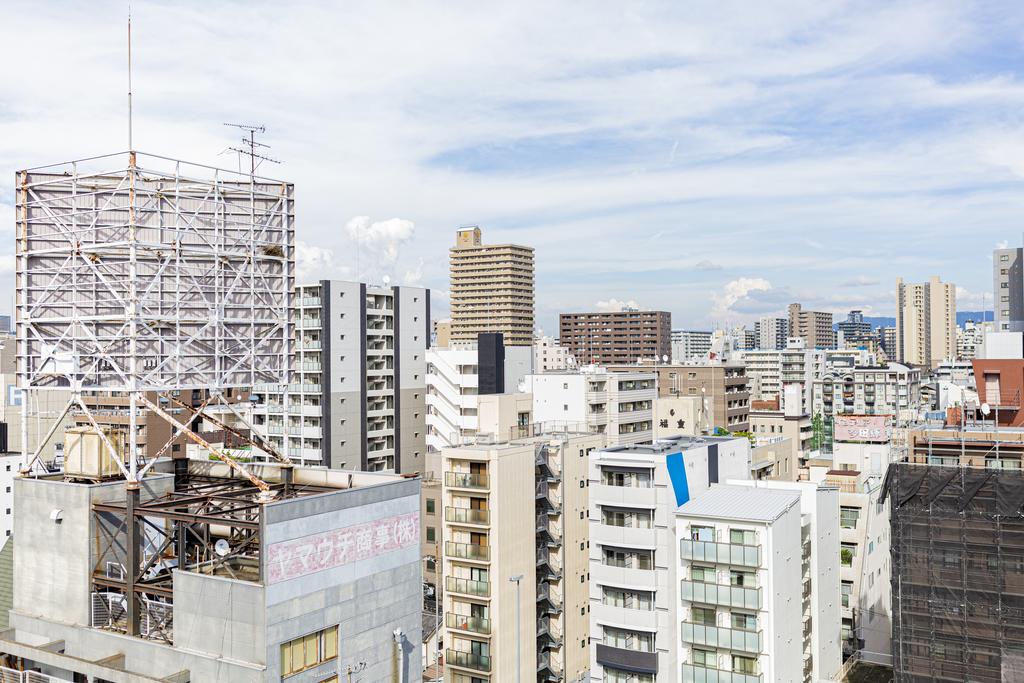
[253,280,430,473]
[788,303,835,349]
[449,226,535,346]
[559,310,672,365]
[895,276,956,369]
[994,244,1024,331]
[756,316,788,351]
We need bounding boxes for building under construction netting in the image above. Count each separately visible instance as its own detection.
[883,461,1024,682]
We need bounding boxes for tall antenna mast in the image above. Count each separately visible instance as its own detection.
[127,2,133,150]
[223,123,280,176]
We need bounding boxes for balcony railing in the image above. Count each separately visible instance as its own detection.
[680,580,762,610]
[445,471,489,489]
[446,541,490,561]
[682,663,763,683]
[446,649,491,672]
[681,539,760,567]
[447,576,490,597]
[680,622,762,654]
[447,612,491,635]
[446,507,490,525]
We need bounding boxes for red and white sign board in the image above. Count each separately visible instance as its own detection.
[267,511,420,584]
[834,415,892,443]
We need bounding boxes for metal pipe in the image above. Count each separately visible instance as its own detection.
[510,574,523,683]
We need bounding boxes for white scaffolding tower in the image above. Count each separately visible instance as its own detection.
[15,151,295,490]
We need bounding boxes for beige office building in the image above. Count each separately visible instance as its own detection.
[788,303,835,348]
[449,226,535,346]
[895,275,956,369]
[442,429,602,683]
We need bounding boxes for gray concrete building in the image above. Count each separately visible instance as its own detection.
[994,245,1024,332]
[254,280,430,473]
[1,460,422,682]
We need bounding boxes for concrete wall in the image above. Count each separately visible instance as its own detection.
[173,571,266,665]
[395,286,428,474]
[325,280,364,470]
[13,475,173,627]
[263,478,423,682]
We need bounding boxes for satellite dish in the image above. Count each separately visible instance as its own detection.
[662,355,668,363]
[981,403,992,416]
[214,539,231,557]
[382,275,391,286]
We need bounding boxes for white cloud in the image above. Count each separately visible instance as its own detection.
[345,216,416,281]
[294,242,345,282]
[841,275,880,287]
[711,277,775,318]
[595,298,639,312]
[0,1,1019,328]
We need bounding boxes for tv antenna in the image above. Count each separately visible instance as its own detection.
[223,123,280,175]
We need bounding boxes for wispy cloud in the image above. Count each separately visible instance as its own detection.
[0,1,1020,328]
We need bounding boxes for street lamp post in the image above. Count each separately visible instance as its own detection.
[510,574,523,683]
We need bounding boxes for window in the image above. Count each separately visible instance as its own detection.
[426,498,435,514]
[841,543,857,567]
[729,570,754,587]
[602,547,653,570]
[425,557,436,572]
[729,528,755,545]
[605,668,654,683]
[602,587,654,611]
[426,527,436,543]
[692,606,716,626]
[690,526,715,542]
[603,626,655,652]
[841,580,852,608]
[601,507,652,529]
[601,468,652,488]
[732,655,757,675]
[731,612,756,631]
[692,648,716,667]
[281,625,338,677]
[840,506,860,529]
[691,565,715,583]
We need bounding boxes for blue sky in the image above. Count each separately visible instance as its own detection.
[1,1,1021,331]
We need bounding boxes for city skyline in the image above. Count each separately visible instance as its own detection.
[1,2,1022,332]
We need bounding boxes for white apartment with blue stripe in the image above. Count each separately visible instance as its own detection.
[587,435,751,682]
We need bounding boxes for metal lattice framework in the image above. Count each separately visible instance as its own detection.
[16,151,293,392]
[14,151,295,483]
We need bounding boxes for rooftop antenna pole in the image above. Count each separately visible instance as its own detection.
[127,2,133,151]
[223,123,279,177]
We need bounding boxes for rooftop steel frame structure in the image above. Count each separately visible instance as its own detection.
[15,151,295,487]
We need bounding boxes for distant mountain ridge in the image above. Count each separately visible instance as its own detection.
[835,311,992,331]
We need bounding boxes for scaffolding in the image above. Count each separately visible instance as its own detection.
[15,150,295,484]
[883,461,1024,682]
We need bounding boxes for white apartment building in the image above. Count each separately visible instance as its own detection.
[895,276,957,369]
[957,320,985,360]
[588,436,751,681]
[442,429,604,683]
[693,480,843,683]
[822,439,893,666]
[535,334,577,372]
[812,363,922,426]
[756,317,788,351]
[528,368,657,446]
[252,280,429,472]
[672,331,713,363]
[426,342,533,451]
[739,338,822,414]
